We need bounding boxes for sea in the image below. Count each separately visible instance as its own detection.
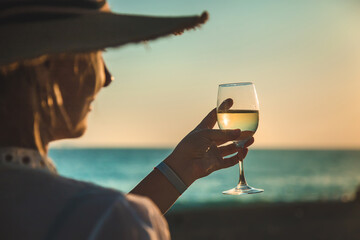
[49,148,360,211]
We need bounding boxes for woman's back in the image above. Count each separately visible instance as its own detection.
[0,162,170,240]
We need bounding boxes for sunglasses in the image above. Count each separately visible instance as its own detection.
[103,63,113,87]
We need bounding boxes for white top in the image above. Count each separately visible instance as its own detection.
[0,147,170,240]
[0,147,57,173]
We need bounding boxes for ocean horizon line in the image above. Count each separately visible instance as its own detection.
[50,146,360,151]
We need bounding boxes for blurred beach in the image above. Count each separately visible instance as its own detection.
[50,148,360,239]
[165,197,360,240]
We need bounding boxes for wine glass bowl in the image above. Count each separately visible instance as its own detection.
[217,82,263,195]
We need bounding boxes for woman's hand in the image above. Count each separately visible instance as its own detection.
[164,108,255,186]
[131,104,255,214]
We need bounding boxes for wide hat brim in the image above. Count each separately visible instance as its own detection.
[0,5,208,66]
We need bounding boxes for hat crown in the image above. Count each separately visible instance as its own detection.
[0,0,208,67]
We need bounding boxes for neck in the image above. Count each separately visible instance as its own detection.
[0,133,49,155]
[0,114,50,155]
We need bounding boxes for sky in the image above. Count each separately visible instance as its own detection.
[53,0,360,149]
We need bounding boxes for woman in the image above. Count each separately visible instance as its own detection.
[0,1,254,239]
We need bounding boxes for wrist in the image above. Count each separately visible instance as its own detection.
[163,153,196,187]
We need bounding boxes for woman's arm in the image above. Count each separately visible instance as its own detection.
[130,108,254,214]
[130,167,182,214]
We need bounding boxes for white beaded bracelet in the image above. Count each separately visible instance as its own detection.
[155,161,188,194]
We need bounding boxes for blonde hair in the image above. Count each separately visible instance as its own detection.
[0,51,101,154]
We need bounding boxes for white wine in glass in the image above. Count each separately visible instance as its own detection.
[217,82,263,195]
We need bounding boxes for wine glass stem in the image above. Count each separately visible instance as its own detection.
[238,160,248,186]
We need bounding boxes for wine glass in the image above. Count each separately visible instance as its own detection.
[217,82,263,195]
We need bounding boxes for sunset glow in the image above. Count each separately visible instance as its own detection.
[53,0,360,149]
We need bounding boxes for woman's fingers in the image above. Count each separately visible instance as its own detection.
[219,153,241,169]
[218,147,249,170]
[218,138,253,157]
[244,137,255,148]
[218,143,238,157]
[233,131,255,142]
[238,147,249,160]
[207,144,223,161]
[201,129,241,145]
[218,144,250,160]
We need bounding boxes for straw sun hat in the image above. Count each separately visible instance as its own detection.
[0,0,209,66]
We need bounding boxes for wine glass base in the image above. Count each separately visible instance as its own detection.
[222,185,264,195]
